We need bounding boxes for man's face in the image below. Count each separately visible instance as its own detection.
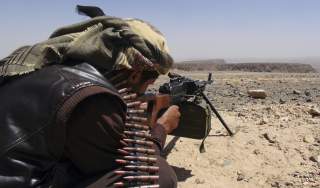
[128,70,158,94]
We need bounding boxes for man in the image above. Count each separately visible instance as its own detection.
[0,5,179,188]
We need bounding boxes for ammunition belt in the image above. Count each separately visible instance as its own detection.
[113,88,159,188]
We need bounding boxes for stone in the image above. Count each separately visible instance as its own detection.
[285,182,294,186]
[195,178,205,184]
[281,117,289,122]
[271,181,280,188]
[247,140,255,145]
[258,118,268,125]
[308,108,320,116]
[238,112,246,117]
[253,149,261,155]
[248,89,267,99]
[279,98,286,104]
[305,90,311,96]
[236,171,245,181]
[303,135,315,143]
[293,89,301,95]
[262,132,277,143]
[310,155,320,163]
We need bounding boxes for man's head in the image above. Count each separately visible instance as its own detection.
[105,18,172,94]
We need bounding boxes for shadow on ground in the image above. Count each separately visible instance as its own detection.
[171,166,193,182]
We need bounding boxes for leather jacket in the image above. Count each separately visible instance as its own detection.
[0,63,122,187]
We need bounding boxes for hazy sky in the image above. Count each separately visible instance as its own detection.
[1,0,320,61]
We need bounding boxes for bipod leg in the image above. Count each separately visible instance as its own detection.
[161,136,180,158]
[201,93,234,136]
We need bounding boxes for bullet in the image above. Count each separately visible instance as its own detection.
[122,139,154,147]
[117,149,132,155]
[118,88,130,94]
[123,175,159,181]
[124,131,152,139]
[126,116,148,123]
[125,123,150,130]
[127,109,145,114]
[126,101,142,107]
[115,159,140,165]
[123,147,155,155]
[123,156,157,163]
[129,185,160,188]
[124,165,159,173]
[113,181,124,187]
[120,140,129,146]
[123,93,137,100]
[114,170,140,175]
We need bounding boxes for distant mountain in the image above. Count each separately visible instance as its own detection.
[225,57,320,71]
[177,59,226,64]
[215,63,316,73]
[174,59,226,71]
[174,59,317,73]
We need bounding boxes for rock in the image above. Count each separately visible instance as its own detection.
[310,155,320,163]
[303,135,315,143]
[306,98,312,102]
[285,182,294,186]
[258,118,268,125]
[238,112,246,117]
[293,89,301,95]
[271,181,280,188]
[247,140,255,145]
[280,117,289,122]
[308,108,320,116]
[248,89,267,99]
[253,149,261,155]
[262,132,277,143]
[236,171,245,181]
[305,90,311,96]
[279,98,286,104]
[195,178,205,184]
[306,118,318,124]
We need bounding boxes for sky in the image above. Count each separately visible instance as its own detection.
[1,0,320,61]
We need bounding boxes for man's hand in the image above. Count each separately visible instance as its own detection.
[157,105,181,134]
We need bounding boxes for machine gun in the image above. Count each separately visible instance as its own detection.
[159,72,233,136]
[140,72,233,153]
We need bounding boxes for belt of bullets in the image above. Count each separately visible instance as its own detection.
[113,88,159,188]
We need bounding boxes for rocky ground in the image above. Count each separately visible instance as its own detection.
[151,71,320,188]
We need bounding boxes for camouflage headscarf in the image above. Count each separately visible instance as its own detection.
[0,5,173,77]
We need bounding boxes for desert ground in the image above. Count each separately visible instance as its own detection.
[152,71,320,188]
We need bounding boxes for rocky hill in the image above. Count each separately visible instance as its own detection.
[174,61,317,73]
[173,59,226,71]
[215,63,317,73]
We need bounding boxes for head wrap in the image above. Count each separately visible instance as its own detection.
[0,5,173,77]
